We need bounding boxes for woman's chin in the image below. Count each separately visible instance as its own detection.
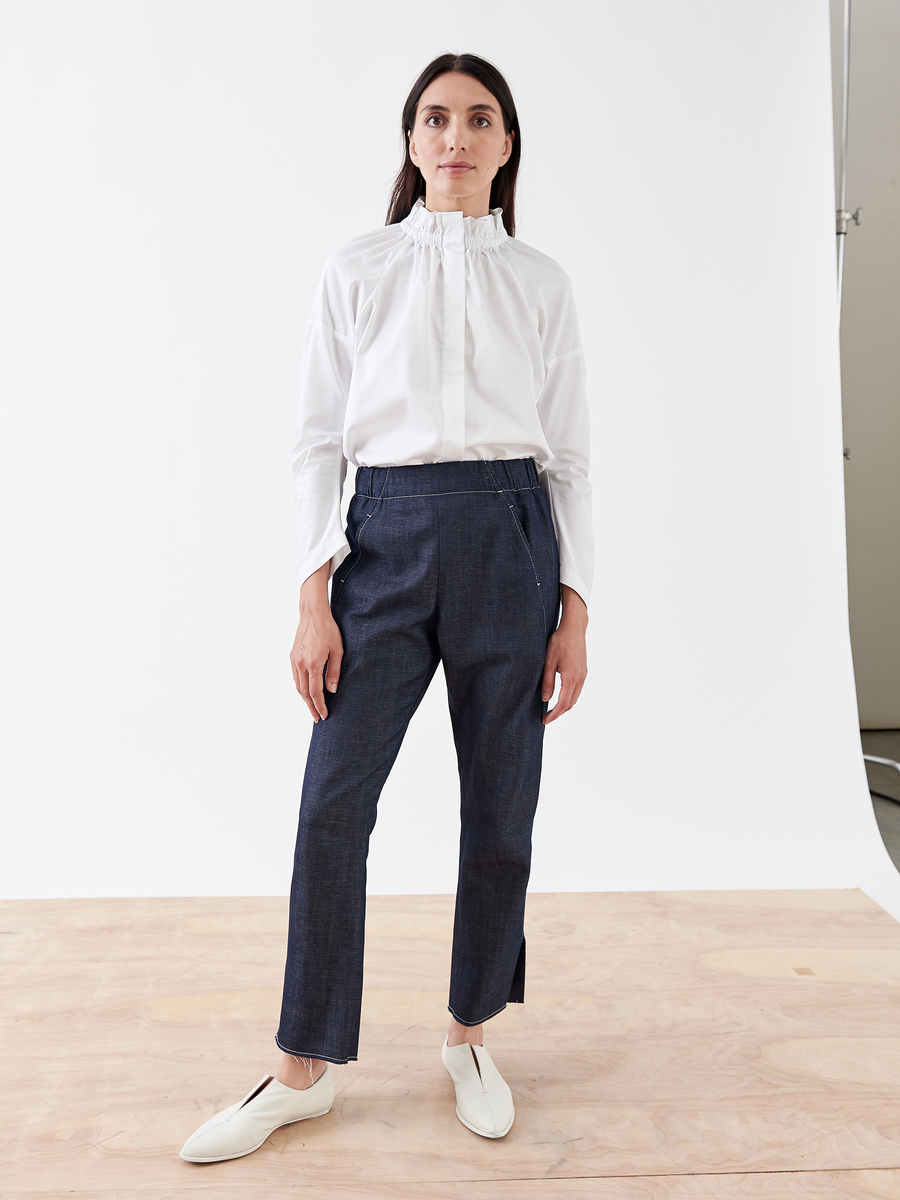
[430,180,480,203]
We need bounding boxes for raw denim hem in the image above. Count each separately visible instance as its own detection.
[446,1001,508,1027]
[274,1033,355,1066]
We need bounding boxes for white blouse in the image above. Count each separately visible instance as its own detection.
[292,196,594,607]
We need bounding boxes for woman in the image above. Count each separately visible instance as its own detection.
[180,51,592,1163]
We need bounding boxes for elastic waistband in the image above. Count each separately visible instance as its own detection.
[354,457,540,499]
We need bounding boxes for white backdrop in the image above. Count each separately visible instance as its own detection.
[2,0,897,919]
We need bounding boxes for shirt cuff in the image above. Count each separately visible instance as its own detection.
[559,566,591,610]
[298,535,351,592]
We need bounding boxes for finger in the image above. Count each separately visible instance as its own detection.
[543,677,576,725]
[557,674,584,711]
[324,646,343,694]
[308,668,329,720]
[541,647,559,701]
[569,673,587,708]
[545,668,589,723]
[296,675,318,723]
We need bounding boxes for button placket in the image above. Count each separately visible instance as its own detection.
[439,215,466,460]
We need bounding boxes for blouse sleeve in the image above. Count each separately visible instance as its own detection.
[535,275,594,609]
[291,260,355,590]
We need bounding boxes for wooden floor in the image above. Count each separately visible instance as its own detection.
[3,889,900,1198]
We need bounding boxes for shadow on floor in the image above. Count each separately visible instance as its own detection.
[861,729,900,873]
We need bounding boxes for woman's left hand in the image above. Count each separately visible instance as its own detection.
[541,585,588,725]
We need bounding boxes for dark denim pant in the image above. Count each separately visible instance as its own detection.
[275,457,560,1064]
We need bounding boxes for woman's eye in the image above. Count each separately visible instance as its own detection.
[424,114,491,128]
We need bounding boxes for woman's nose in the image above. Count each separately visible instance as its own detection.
[446,123,466,151]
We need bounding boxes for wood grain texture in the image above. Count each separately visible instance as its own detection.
[8,1174,900,1200]
[2,888,900,1196]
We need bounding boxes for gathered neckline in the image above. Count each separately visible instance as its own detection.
[399,197,508,253]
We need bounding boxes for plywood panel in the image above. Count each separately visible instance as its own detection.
[8,1171,900,1199]
[2,890,900,1195]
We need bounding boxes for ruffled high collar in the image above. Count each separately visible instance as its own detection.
[399,196,507,252]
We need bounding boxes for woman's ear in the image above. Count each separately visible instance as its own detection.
[407,128,419,166]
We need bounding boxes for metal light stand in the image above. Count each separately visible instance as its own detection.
[837,1,900,801]
[836,0,862,318]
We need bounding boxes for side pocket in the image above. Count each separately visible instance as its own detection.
[331,495,363,602]
[331,494,382,603]
[498,489,543,593]
[484,464,546,598]
[534,484,561,631]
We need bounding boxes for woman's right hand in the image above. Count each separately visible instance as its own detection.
[290,560,344,723]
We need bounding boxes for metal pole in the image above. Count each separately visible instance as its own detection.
[840,0,850,217]
[836,0,849,310]
[836,5,899,795]
[836,0,861,324]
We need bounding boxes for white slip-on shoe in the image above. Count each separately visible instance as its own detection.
[441,1036,515,1138]
[180,1067,334,1163]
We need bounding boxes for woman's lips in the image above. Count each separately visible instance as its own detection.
[440,163,474,173]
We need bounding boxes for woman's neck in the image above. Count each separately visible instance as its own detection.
[422,183,491,219]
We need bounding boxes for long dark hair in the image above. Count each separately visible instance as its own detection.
[386,53,521,238]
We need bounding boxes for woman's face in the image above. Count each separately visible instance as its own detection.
[408,72,513,212]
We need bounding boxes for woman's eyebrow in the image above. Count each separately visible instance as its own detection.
[421,103,499,115]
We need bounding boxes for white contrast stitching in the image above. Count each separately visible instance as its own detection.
[447,1001,509,1025]
[352,485,541,499]
[484,462,543,593]
[275,1039,354,1065]
[333,468,392,599]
